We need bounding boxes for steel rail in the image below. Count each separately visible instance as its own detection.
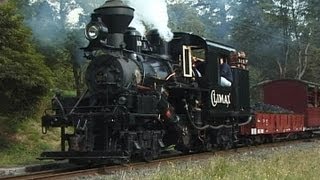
[1,138,318,180]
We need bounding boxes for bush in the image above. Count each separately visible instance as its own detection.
[0,2,52,115]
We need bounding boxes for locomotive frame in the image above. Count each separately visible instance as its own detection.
[39,0,252,164]
[39,0,320,165]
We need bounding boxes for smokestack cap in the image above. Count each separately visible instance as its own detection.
[94,0,134,33]
[125,27,142,37]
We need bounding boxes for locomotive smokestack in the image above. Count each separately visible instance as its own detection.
[94,0,134,48]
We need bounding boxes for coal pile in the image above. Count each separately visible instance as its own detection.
[252,102,294,114]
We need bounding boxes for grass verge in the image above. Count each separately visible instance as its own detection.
[151,145,320,180]
[0,98,60,166]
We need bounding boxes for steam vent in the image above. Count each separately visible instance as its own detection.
[94,0,134,34]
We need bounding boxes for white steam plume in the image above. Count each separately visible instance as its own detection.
[123,0,173,42]
[27,0,173,41]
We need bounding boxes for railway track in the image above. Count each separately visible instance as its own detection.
[1,138,318,180]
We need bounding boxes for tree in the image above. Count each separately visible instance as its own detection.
[64,30,88,96]
[190,0,235,43]
[0,2,52,114]
[231,0,278,77]
[270,0,310,79]
[168,3,206,36]
[303,0,320,82]
[23,0,91,94]
[231,0,320,81]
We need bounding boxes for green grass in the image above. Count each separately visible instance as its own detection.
[0,92,78,166]
[60,90,77,97]
[0,98,60,166]
[0,116,60,166]
[49,89,77,98]
[151,146,320,180]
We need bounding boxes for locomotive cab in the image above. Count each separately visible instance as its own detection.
[168,32,250,114]
[165,32,252,151]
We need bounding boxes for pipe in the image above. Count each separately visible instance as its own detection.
[53,95,66,117]
[68,89,88,115]
[183,100,252,130]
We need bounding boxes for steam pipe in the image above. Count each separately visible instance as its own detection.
[68,89,88,115]
[53,95,66,117]
[183,100,252,130]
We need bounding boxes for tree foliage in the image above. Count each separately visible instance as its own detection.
[169,0,320,83]
[168,3,206,36]
[20,0,91,94]
[0,2,52,114]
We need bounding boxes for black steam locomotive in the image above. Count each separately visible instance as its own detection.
[40,0,252,164]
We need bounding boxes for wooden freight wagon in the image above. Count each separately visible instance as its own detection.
[240,112,304,136]
[254,79,320,129]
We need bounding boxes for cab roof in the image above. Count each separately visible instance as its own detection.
[172,32,236,53]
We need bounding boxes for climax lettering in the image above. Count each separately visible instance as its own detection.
[210,90,231,107]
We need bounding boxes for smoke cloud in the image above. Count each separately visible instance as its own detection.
[26,0,90,66]
[123,0,173,41]
[26,0,173,43]
[28,0,85,30]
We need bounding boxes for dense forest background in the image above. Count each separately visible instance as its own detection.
[1,0,320,116]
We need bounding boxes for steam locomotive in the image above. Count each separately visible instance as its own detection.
[40,0,252,164]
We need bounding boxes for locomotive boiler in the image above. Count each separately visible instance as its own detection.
[40,0,252,164]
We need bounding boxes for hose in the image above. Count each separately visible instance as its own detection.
[183,100,252,130]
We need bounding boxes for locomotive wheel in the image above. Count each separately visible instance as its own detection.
[245,138,254,146]
[142,149,154,162]
[220,136,233,150]
[175,125,191,153]
[204,141,213,152]
[215,128,234,150]
[201,135,214,152]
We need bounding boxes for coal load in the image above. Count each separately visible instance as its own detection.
[252,102,294,114]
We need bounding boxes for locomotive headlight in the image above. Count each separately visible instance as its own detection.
[85,23,100,40]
